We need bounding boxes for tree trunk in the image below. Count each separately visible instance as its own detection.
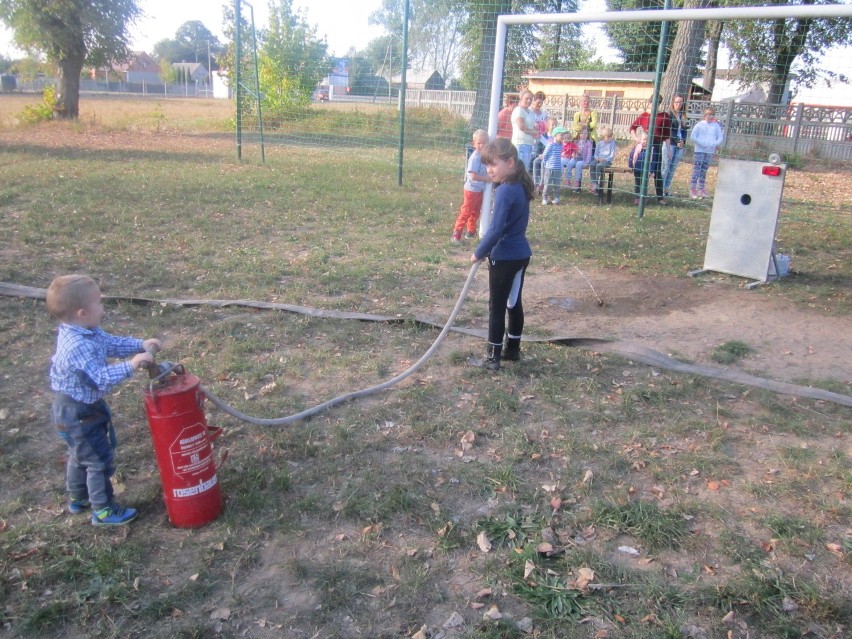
[56,55,85,119]
[660,0,710,104]
[470,0,512,131]
[703,20,723,95]
[767,16,811,105]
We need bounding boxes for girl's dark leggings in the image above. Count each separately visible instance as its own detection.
[487,257,530,345]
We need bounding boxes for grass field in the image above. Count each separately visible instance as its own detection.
[0,95,850,639]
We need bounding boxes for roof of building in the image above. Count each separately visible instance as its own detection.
[113,51,158,73]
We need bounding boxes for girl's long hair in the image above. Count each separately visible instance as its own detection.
[480,137,535,201]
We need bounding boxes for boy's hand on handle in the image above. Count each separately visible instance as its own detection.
[131,352,155,370]
[470,254,482,264]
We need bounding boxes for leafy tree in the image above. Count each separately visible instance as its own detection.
[722,0,852,105]
[461,0,511,129]
[154,20,223,65]
[604,0,680,72]
[176,20,221,62]
[153,20,224,67]
[0,0,141,118]
[153,39,194,64]
[258,0,329,114]
[461,1,589,128]
[358,35,398,77]
[369,0,466,83]
[347,54,377,91]
[159,58,176,84]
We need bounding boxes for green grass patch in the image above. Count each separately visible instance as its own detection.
[711,340,755,364]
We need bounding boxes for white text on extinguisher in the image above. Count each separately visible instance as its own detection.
[173,475,218,498]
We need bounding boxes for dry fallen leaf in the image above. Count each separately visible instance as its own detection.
[706,481,720,491]
[825,542,843,554]
[581,469,594,485]
[573,567,595,590]
[524,559,535,579]
[460,430,475,452]
[549,496,562,512]
[209,607,230,621]
[477,531,492,553]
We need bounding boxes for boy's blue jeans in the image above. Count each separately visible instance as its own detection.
[52,394,117,510]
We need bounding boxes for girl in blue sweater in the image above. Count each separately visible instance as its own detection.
[469,138,534,371]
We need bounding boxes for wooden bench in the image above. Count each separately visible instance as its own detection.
[597,166,633,205]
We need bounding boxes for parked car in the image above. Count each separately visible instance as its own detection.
[313,86,329,101]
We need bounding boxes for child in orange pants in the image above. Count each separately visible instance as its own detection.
[453,129,492,242]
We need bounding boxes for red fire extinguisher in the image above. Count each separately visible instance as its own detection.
[142,362,225,528]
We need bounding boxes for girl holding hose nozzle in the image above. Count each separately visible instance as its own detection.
[469,137,534,371]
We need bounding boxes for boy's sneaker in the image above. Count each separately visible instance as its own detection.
[552,198,560,205]
[690,189,699,199]
[699,189,708,199]
[68,498,91,514]
[543,199,551,205]
[92,502,137,526]
[451,232,462,243]
[463,231,476,240]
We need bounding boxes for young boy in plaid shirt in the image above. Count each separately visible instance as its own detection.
[47,274,160,525]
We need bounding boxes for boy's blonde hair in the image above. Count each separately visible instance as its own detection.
[46,274,99,321]
[599,126,612,138]
[472,128,488,143]
[704,107,716,117]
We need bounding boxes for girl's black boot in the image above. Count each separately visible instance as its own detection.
[503,336,521,362]
[469,343,502,371]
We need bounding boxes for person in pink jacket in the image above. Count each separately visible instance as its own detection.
[562,127,593,192]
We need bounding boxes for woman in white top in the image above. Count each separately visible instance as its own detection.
[511,90,539,172]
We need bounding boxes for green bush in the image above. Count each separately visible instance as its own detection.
[17,86,57,124]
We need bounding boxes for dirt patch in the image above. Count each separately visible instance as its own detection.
[519,268,851,385]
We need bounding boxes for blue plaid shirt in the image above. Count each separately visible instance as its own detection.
[50,324,144,404]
